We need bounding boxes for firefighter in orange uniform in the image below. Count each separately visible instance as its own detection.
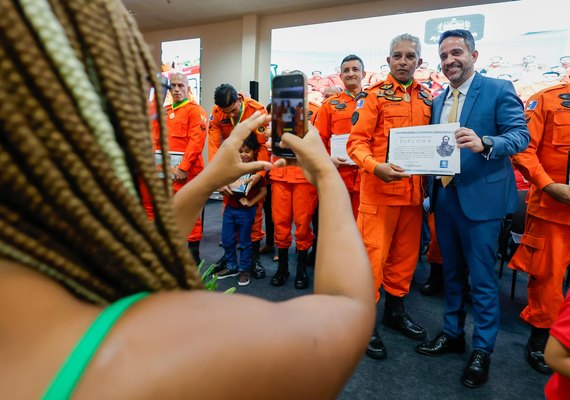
[146,73,207,264]
[347,34,432,360]
[209,84,269,279]
[315,54,366,218]
[270,73,318,289]
[510,82,570,375]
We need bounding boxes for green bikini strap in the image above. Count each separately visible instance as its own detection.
[42,292,150,400]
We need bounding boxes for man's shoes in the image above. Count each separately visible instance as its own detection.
[270,270,289,286]
[250,260,266,279]
[382,312,426,340]
[461,350,491,388]
[527,327,552,374]
[238,271,250,286]
[416,332,466,356]
[216,267,239,280]
[420,263,443,296]
[366,328,387,360]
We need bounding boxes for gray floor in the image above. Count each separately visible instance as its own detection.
[201,199,551,399]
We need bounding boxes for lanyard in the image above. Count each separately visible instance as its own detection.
[230,101,245,127]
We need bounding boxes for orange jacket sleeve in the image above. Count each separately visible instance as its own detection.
[512,92,554,190]
[179,105,208,172]
[314,102,332,153]
[208,108,222,162]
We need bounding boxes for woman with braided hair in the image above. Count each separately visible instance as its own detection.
[0,0,374,399]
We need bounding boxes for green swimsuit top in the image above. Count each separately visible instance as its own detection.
[42,292,150,400]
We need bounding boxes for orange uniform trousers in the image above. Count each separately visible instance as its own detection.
[271,180,317,251]
[357,204,422,303]
[510,214,570,327]
[427,212,443,265]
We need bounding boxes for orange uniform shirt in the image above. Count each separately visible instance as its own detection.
[208,95,269,163]
[314,90,362,193]
[347,75,432,206]
[512,83,570,225]
[152,99,208,189]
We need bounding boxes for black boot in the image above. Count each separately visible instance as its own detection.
[307,239,317,267]
[188,241,201,265]
[382,293,426,340]
[294,249,309,289]
[250,240,266,279]
[527,327,552,374]
[366,327,387,360]
[271,248,289,286]
[420,263,443,296]
[212,254,226,274]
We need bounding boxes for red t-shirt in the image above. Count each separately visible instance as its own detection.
[545,292,570,400]
[226,175,266,209]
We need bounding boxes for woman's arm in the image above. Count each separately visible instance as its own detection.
[76,122,375,400]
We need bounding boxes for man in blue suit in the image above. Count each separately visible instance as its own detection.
[416,30,530,388]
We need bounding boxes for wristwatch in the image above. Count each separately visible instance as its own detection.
[481,136,494,159]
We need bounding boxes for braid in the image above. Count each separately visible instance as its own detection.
[0,0,203,303]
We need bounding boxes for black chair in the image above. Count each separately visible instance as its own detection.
[497,190,528,299]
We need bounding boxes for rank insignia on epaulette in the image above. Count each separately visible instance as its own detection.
[559,94,570,100]
[335,103,347,109]
[352,111,359,125]
[386,96,403,102]
[355,92,368,101]
[330,100,340,105]
[377,91,385,98]
[526,100,538,111]
[562,100,570,108]
[384,89,395,96]
[380,83,393,90]
[423,99,433,106]
[221,118,231,124]
[419,91,429,99]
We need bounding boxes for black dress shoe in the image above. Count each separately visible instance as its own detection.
[462,350,491,388]
[382,312,426,340]
[527,327,552,374]
[270,270,289,286]
[420,263,443,296]
[366,329,387,360]
[416,332,466,356]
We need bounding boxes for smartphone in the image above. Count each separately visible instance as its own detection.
[271,73,308,158]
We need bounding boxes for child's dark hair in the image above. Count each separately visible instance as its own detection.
[243,133,261,152]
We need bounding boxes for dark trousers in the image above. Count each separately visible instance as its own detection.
[435,184,502,352]
[222,205,257,271]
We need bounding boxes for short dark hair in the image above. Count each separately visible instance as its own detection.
[214,83,239,108]
[341,54,364,71]
[439,30,476,52]
[242,133,260,152]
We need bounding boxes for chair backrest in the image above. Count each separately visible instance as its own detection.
[511,190,528,235]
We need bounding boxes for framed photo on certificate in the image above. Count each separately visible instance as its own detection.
[387,122,460,175]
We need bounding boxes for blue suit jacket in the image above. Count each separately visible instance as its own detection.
[431,72,530,221]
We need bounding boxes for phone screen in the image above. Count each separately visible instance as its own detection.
[271,74,307,158]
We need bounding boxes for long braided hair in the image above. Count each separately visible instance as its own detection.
[0,0,203,304]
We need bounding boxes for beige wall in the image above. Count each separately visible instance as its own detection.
[143,0,505,114]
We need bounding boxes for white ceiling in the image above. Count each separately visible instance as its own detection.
[123,0,369,32]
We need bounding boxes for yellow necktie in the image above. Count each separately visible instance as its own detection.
[441,89,460,187]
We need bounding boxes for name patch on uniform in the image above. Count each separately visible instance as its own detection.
[526,100,538,111]
[335,103,347,110]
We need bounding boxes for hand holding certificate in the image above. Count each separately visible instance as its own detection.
[387,122,460,175]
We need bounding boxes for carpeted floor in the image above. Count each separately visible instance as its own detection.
[200,199,552,399]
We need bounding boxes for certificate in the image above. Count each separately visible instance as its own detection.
[155,150,184,179]
[388,122,460,175]
[330,134,356,165]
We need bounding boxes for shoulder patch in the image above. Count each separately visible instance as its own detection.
[526,100,538,111]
